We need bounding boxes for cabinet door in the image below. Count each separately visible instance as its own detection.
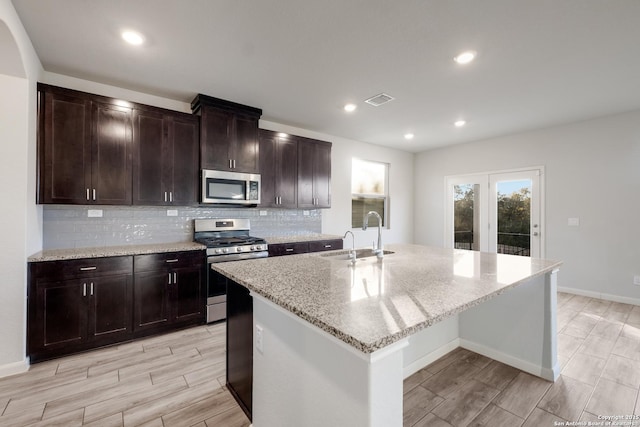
[132,109,166,205]
[297,139,315,208]
[34,279,88,351]
[92,102,133,204]
[276,135,298,208]
[89,274,133,344]
[172,265,204,324]
[258,131,277,207]
[134,270,171,332]
[313,141,332,208]
[226,279,253,419]
[234,115,260,173]
[297,139,331,208]
[170,115,199,205]
[39,91,92,204]
[200,107,233,171]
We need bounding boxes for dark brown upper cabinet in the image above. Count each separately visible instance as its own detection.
[297,137,332,208]
[38,84,133,205]
[191,94,262,173]
[259,129,298,208]
[132,107,199,206]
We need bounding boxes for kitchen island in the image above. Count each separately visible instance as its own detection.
[212,244,562,427]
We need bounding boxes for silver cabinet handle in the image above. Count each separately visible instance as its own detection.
[168,273,172,284]
[173,272,177,283]
[90,282,94,296]
[164,192,168,202]
[324,244,332,248]
[80,266,97,271]
[165,259,179,263]
[229,159,233,169]
[233,159,236,169]
[86,188,90,201]
[83,283,87,297]
[93,189,96,201]
[169,192,173,202]
[285,248,294,252]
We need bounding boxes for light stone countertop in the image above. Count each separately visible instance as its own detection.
[264,234,343,245]
[211,243,562,354]
[28,242,206,262]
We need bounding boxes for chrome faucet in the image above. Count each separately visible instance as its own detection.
[343,230,356,262]
[362,211,383,258]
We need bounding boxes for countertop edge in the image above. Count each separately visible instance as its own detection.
[28,242,206,262]
[214,256,563,354]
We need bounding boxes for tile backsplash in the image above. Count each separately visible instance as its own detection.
[43,205,322,249]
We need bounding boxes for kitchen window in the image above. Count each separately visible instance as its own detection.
[351,158,388,228]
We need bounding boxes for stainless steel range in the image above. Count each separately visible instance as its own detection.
[194,218,268,322]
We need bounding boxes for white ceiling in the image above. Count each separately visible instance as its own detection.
[11,0,640,152]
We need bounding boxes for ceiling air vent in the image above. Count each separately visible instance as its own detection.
[364,93,395,107]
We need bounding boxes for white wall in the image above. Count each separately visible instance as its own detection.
[260,121,415,247]
[414,111,640,303]
[0,0,42,376]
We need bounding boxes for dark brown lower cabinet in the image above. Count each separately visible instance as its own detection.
[268,238,343,257]
[226,278,253,422]
[133,251,205,335]
[28,250,205,362]
[28,256,133,362]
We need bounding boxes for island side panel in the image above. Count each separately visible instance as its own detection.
[251,294,406,427]
[458,269,559,381]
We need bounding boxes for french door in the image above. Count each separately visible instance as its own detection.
[445,168,543,258]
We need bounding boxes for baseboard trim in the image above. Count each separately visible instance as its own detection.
[0,358,29,379]
[403,338,460,379]
[558,287,640,306]
[460,338,559,381]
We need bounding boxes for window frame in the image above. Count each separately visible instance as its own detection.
[351,158,390,229]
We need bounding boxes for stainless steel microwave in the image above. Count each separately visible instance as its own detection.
[201,169,261,205]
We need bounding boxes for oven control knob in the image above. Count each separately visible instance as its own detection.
[236,247,242,252]
[250,245,255,251]
[256,245,263,250]
[223,248,229,254]
[214,248,221,254]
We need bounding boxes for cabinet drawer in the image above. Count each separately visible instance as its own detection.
[32,256,132,280]
[268,242,309,257]
[308,239,343,253]
[134,250,204,272]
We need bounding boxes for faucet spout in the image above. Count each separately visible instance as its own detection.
[343,230,356,262]
[362,211,383,258]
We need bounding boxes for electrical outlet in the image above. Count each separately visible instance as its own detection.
[568,218,580,227]
[634,276,640,286]
[166,209,178,217]
[87,209,103,218]
[255,324,264,354]
[259,210,268,216]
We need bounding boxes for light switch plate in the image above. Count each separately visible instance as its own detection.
[303,210,310,216]
[87,209,103,218]
[259,210,268,216]
[634,276,640,286]
[166,209,178,217]
[568,218,580,227]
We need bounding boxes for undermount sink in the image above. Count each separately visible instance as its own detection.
[320,248,395,261]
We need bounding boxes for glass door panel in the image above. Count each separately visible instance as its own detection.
[445,174,488,251]
[489,170,541,258]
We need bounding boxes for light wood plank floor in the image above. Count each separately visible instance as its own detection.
[2,293,639,426]
[404,293,640,426]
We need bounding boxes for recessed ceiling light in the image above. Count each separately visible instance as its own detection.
[454,120,467,127]
[454,51,476,65]
[344,103,357,112]
[404,133,414,140]
[122,30,144,46]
